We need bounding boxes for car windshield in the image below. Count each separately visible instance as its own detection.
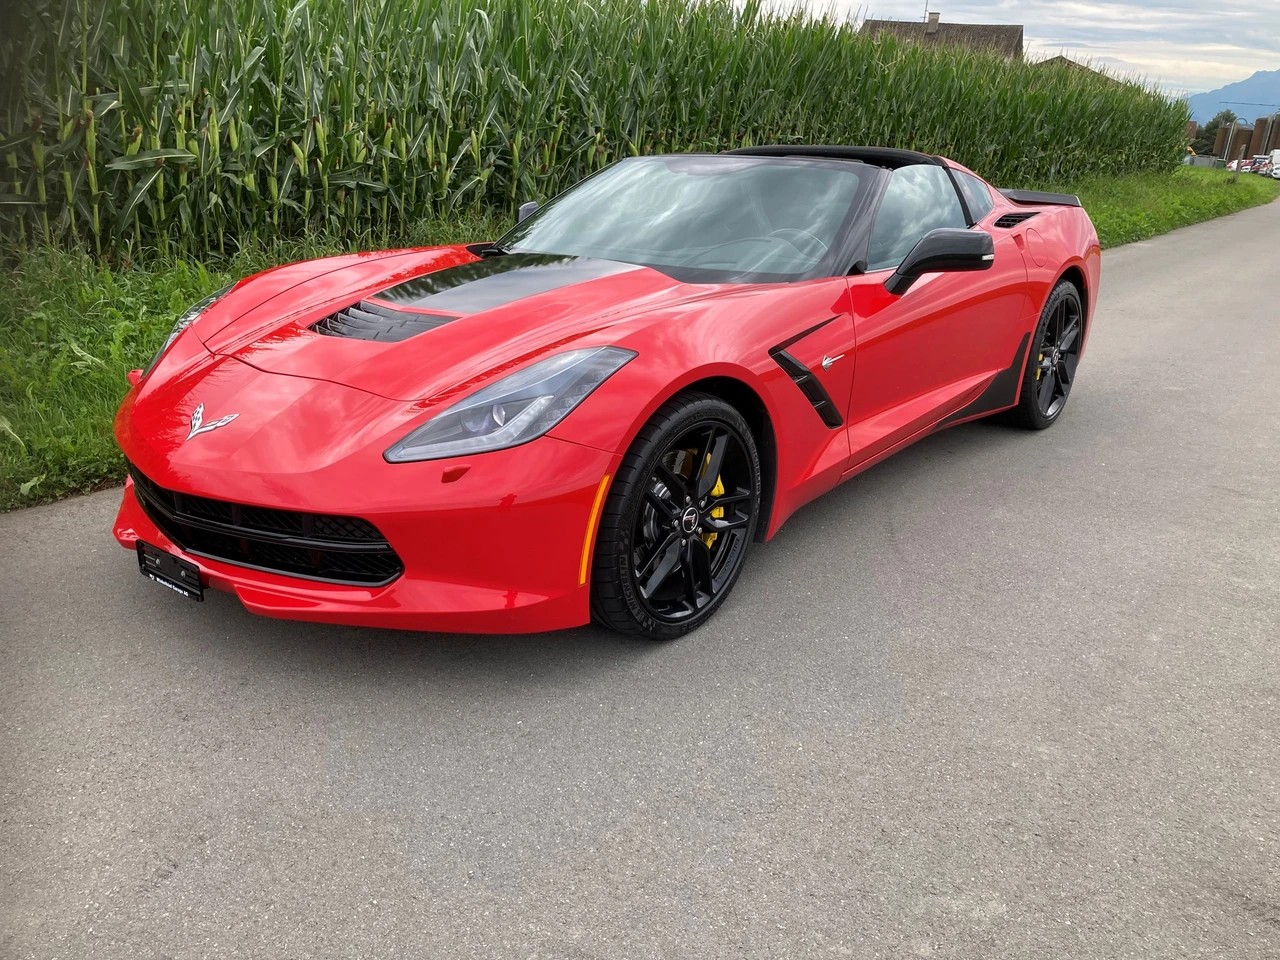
[498,155,869,282]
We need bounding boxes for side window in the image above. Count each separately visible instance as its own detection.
[865,165,967,271]
[955,171,995,222]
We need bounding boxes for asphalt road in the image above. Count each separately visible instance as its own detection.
[3,202,1279,959]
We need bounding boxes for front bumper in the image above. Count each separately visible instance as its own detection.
[113,437,617,634]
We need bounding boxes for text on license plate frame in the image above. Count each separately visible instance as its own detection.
[136,540,204,601]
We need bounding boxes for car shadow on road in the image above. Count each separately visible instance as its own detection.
[762,416,1035,542]
[186,587,658,688]
[168,417,1033,690]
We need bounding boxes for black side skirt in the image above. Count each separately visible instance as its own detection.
[935,332,1031,429]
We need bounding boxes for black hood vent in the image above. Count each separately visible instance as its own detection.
[310,253,639,342]
[311,299,460,343]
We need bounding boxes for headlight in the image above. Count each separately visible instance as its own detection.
[142,284,233,378]
[384,346,636,463]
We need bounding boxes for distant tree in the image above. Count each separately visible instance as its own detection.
[1192,109,1237,155]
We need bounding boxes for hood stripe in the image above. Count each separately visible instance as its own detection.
[374,253,639,317]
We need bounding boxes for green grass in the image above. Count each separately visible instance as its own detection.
[0,214,500,509]
[1062,167,1279,247]
[2,171,1275,511]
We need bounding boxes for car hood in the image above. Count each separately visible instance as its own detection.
[118,346,415,492]
[195,247,701,403]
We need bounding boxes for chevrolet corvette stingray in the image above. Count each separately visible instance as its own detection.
[114,145,1100,639]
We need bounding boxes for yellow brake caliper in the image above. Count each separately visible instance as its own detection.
[699,451,725,548]
[674,448,726,547]
[704,475,725,547]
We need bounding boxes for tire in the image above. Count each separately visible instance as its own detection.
[1006,279,1085,430]
[591,392,761,640]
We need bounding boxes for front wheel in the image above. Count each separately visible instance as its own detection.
[590,393,761,640]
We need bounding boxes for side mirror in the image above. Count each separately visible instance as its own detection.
[517,200,539,223]
[885,228,994,295]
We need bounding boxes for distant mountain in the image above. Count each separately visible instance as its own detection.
[1187,70,1280,123]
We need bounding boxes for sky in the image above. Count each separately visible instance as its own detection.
[785,1,1280,94]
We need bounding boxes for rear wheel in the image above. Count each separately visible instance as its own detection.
[1007,280,1084,429]
[591,393,761,640]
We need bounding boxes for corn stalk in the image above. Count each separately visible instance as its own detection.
[0,0,1191,260]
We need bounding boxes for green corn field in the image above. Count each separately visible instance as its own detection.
[0,0,1190,260]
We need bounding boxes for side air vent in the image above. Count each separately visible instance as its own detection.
[770,349,843,428]
[994,212,1038,229]
[311,299,460,343]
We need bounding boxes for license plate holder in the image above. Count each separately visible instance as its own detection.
[136,540,204,601]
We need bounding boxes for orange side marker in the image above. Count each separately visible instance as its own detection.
[578,474,612,586]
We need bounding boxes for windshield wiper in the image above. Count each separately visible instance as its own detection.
[478,242,510,258]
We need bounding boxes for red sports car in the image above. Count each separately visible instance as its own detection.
[114,145,1100,639]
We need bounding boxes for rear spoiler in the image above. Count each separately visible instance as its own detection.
[999,189,1081,208]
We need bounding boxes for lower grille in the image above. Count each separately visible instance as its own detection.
[127,463,403,586]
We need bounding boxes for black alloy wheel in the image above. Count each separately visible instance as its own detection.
[591,393,761,640]
[1007,280,1084,429]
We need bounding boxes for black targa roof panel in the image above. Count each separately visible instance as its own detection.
[723,145,946,169]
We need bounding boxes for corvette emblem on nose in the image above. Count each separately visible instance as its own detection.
[186,403,239,441]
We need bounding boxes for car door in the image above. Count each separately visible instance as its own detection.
[844,164,1029,470]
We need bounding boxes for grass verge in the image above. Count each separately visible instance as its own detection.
[1061,166,1279,247]
[2,170,1277,510]
[0,215,501,510]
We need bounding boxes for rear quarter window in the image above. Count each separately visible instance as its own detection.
[955,171,995,222]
